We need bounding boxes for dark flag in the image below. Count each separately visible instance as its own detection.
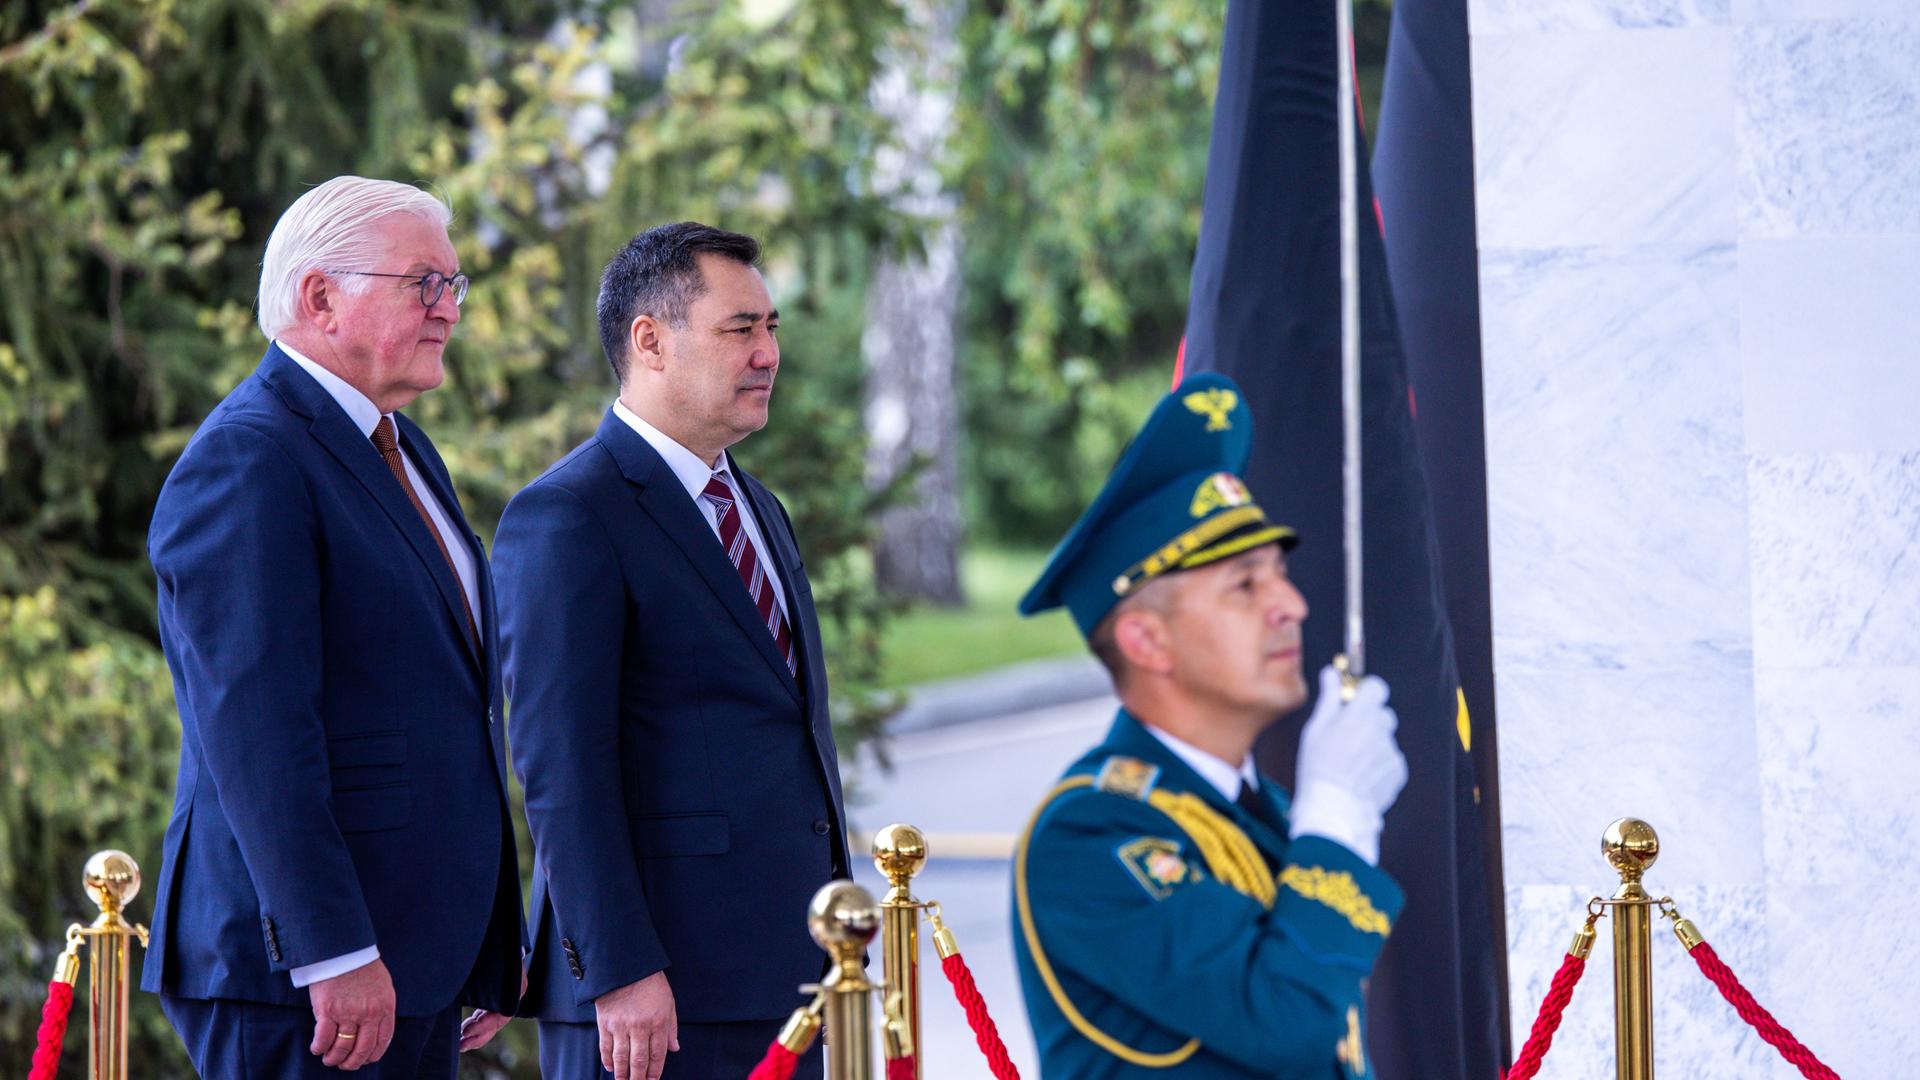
[1373,0,1512,1064]
[1178,0,1506,1077]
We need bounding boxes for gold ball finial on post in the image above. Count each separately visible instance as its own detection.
[808,881,881,958]
[871,824,928,897]
[78,850,147,1080]
[83,850,141,926]
[869,825,929,1078]
[1601,819,1659,1080]
[807,882,880,1080]
[1601,818,1659,887]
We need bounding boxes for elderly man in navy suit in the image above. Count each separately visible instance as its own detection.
[494,223,849,1080]
[144,176,524,1076]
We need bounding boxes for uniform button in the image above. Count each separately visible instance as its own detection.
[812,820,830,836]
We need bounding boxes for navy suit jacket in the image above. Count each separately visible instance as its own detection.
[142,344,524,1017]
[494,409,850,1024]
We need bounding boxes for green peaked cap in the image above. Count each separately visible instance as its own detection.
[1018,372,1297,637]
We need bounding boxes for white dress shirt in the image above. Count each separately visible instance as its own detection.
[611,399,789,625]
[278,341,483,988]
[1145,724,1261,804]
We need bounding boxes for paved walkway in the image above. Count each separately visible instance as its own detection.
[842,684,1119,1079]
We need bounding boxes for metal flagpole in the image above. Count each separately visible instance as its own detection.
[1334,0,1365,686]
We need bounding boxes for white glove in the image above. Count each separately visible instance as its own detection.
[1288,664,1409,865]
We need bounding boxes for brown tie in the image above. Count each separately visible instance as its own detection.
[371,417,480,655]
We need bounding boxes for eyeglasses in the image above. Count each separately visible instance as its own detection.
[328,269,471,308]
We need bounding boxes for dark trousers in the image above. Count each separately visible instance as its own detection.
[160,995,459,1079]
[538,1018,825,1080]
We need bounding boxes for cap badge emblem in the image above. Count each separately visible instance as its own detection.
[1190,472,1252,518]
[1182,388,1238,432]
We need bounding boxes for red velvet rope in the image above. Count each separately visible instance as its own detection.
[29,979,74,1080]
[1689,942,1840,1080]
[1504,951,1587,1080]
[746,1040,799,1080]
[939,952,1022,1080]
[885,1053,916,1080]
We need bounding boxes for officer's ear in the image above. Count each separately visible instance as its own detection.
[1112,600,1174,678]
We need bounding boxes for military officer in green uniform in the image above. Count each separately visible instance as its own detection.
[1012,372,1409,1079]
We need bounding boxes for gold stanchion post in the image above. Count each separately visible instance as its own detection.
[1602,819,1659,1080]
[72,850,148,1080]
[807,881,880,1080]
[871,824,927,1079]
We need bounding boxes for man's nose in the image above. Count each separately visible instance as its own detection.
[1267,577,1309,624]
[430,290,461,325]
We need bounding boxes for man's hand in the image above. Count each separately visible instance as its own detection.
[595,970,679,1080]
[308,958,397,1070]
[458,965,528,1054]
[1289,664,1409,864]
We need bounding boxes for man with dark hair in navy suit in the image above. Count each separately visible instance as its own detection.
[494,222,849,1080]
[144,176,524,1076]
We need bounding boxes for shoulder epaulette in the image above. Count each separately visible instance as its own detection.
[1093,756,1161,801]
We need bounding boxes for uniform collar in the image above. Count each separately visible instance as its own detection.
[276,339,385,439]
[1096,709,1290,858]
[1143,723,1260,803]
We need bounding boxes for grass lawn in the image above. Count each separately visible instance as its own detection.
[880,546,1084,689]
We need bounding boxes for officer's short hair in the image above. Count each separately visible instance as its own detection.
[1089,608,1127,684]
[1087,579,1173,687]
[597,222,762,384]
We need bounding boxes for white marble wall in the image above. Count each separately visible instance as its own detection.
[1470,1,1920,1076]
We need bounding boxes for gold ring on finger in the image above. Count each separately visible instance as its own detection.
[335,1031,358,1041]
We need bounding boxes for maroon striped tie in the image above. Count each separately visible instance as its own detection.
[702,472,798,680]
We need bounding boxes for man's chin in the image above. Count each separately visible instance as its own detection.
[1271,674,1309,714]
[410,354,447,387]
[732,402,771,432]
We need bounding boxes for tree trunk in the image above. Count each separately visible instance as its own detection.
[863,0,964,606]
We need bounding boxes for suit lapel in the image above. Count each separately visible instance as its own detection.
[260,347,483,677]
[595,412,804,706]
[394,416,488,669]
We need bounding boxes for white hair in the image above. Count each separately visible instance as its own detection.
[256,176,453,339]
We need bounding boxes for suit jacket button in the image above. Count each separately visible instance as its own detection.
[812,819,830,837]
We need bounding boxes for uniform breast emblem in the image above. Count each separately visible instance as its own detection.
[1117,836,1197,900]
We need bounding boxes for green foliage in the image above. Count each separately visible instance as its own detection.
[954,0,1222,543]
[879,545,1079,688]
[0,0,906,1075]
[954,0,1392,544]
